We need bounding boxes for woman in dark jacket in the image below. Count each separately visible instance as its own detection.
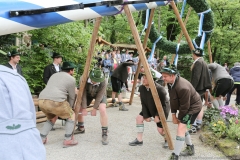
[225,62,240,105]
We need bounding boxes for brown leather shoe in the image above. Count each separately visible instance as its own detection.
[74,128,85,134]
[42,138,47,144]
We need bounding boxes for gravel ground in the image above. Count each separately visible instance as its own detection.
[37,85,234,160]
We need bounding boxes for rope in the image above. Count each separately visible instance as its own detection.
[173,0,186,67]
[171,7,192,65]
[113,0,128,15]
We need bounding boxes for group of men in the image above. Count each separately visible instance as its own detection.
[1,46,235,160]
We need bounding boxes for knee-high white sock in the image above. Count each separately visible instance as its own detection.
[217,98,224,107]
[185,132,192,145]
[40,120,54,138]
[173,136,185,156]
[212,99,219,109]
[65,119,75,140]
[136,124,144,133]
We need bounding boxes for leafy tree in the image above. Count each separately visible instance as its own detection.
[0,21,95,94]
[207,0,240,66]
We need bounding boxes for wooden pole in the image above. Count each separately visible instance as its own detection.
[207,40,213,63]
[129,9,155,105]
[73,17,102,133]
[124,5,174,150]
[171,7,192,64]
[170,1,194,51]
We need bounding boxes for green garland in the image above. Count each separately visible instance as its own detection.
[142,0,214,54]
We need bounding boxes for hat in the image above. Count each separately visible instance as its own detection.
[52,52,62,58]
[142,70,157,79]
[89,68,105,83]
[160,64,178,75]
[61,61,76,70]
[126,59,134,63]
[192,48,203,56]
[7,50,20,57]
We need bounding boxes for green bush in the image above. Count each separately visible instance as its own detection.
[203,107,221,126]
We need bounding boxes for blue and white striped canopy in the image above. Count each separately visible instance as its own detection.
[0,0,179,36]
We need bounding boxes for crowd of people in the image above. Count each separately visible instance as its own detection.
[0,47,239,160]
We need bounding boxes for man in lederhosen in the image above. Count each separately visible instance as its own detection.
[128,70,170,148]
[74,68,109,145]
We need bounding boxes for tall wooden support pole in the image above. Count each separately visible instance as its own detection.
[207,41,213,63]
[124,5,174,150]
[171,7,192,64]
[73,17,102,133]
[170,1,194,51]
[129,9,155,105]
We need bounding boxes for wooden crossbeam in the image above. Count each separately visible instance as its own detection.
[129,8,155,105]
[171,7,192,64]
[170,1,194,51]
[73,17,102,133]
[208,41,212,63]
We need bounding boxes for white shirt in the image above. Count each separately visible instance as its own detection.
[53,63,60,72]
[193,57,202,64]
[8,62,18,73]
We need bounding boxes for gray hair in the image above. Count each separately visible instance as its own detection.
[234,62,240,66]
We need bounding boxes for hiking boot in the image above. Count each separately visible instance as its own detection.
[119,103,128,111]
[169,153,179,160]
[74,127,85,134]
[163,140,168,148]
[63,137,78,148]
[102,135,109,145]
[196,123,201,131]
[188,125,197,134]
[102,130,109,145]
[180,144,195,156]
[112,101,119,107]
[129,138,143,146]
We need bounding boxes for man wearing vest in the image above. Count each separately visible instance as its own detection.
[74,68,109,145]
[189,48,211,134]
[43,52,63,84]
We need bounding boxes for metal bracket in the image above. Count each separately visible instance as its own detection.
[9,3,85,17]
[9,0,169,17]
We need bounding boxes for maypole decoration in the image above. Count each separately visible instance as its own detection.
[143,0,214,54]
[0,0,179,36]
